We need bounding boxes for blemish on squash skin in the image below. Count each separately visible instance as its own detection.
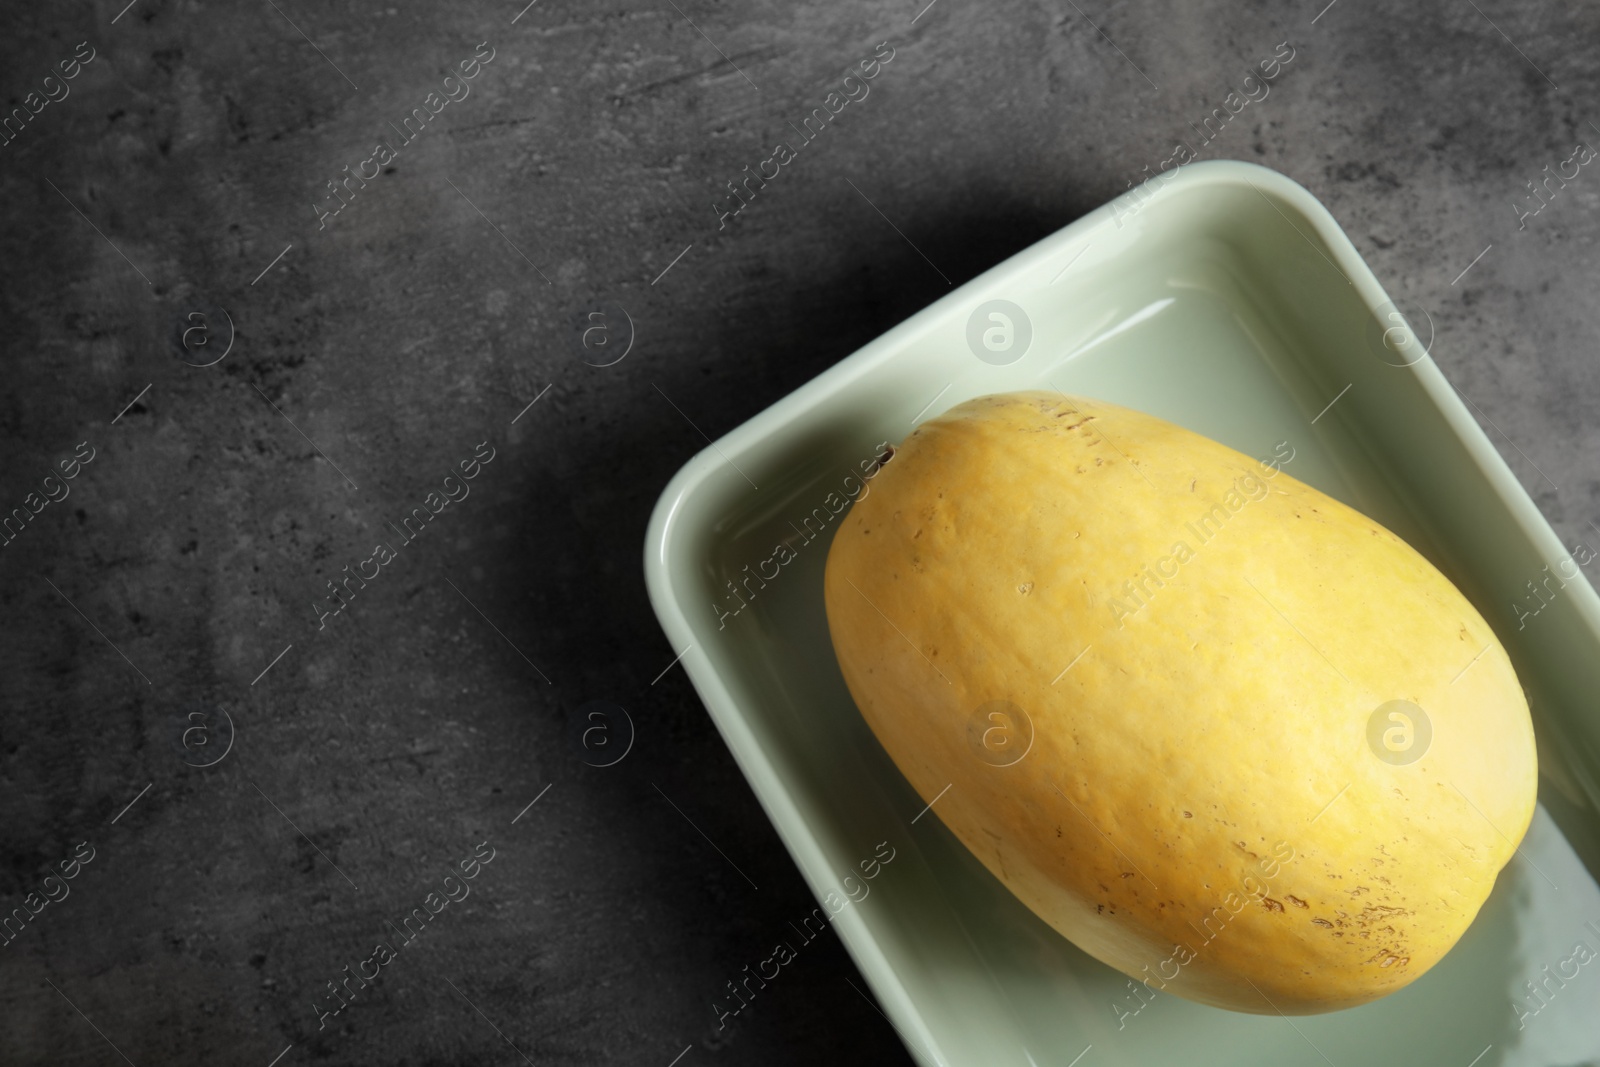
[1260,897,1286,913]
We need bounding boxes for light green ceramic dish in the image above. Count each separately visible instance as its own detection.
[644,160,1600,1066]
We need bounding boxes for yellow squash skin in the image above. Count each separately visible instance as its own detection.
[823,391,1537,1014]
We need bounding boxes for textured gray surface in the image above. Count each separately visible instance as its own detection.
[0,0,1594,1064]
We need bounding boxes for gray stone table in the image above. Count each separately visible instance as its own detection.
[1,0,1593,1063]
